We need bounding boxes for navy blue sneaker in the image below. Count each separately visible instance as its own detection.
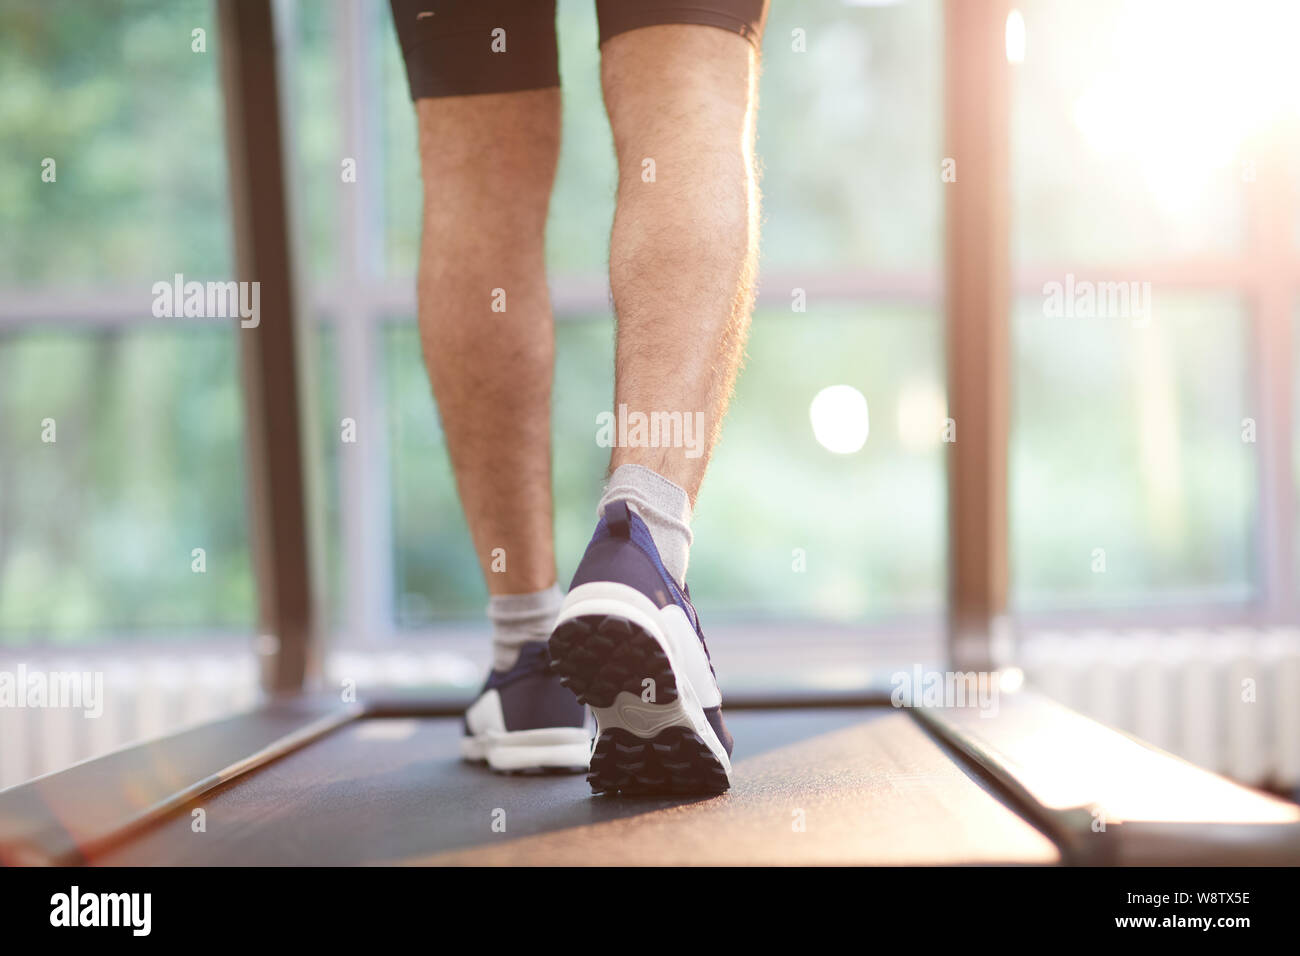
[461,642,591,773]
[548,500,733,795]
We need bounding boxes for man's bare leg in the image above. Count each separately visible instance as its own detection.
[415,90,562,666]
[598,24,761,583]
[545,22,761,796]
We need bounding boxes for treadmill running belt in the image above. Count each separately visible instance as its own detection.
[91,708,1058,866]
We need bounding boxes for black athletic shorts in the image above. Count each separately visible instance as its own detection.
[390,0,769,100]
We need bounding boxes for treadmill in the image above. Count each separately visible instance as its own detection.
[2,687,1296,866]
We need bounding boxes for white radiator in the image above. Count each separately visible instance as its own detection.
[1019,627,1300,790]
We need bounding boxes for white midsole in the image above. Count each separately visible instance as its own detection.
[557,582,732,780]
[460,727,592,771]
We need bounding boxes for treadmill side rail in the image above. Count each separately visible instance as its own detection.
[0,696,360,865]
[914,688,1300,865]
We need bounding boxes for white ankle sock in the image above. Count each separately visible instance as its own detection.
[597,463,693,587]
[487,584,563,671]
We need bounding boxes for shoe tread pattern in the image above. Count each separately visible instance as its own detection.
[548,614,679,708]
[588,727,729,795]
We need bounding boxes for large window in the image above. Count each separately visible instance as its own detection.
[0,0,251,645]
[6,0,1298,656]
[1010,0,1300,626]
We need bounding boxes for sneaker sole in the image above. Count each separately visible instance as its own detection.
[460,728,591,774]
[549,588,732,796]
